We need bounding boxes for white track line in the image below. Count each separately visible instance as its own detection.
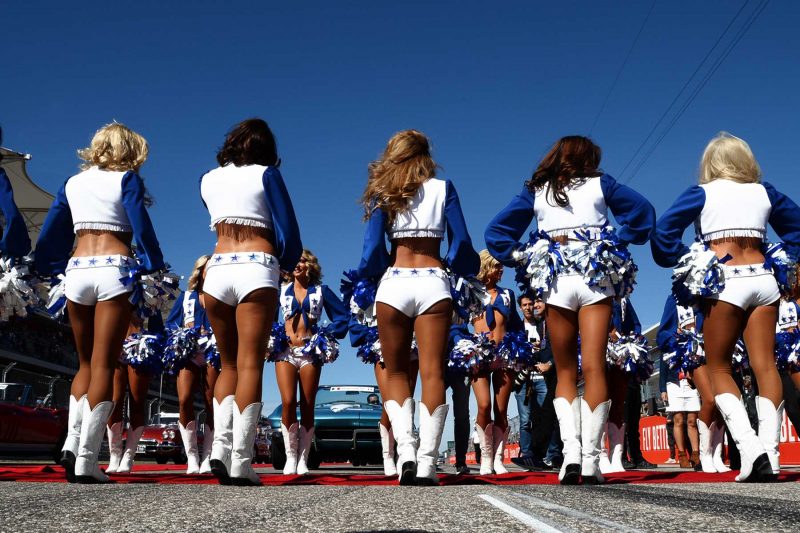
[478,494,566,532]
[510,492,643,533]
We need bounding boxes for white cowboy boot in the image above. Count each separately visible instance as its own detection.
[710,421,730,472]
[105,421,124,473]
[117,426,144,473]
[231,402,263,485]
[296,426,315,475]
[75,401,113,484]
[379,423,397,476]
[199,424,214,474]
[697,420,717,473]
[416,403,449,485]
[492,424,509,475]
[210,395,234,484]
[553,397,581,485]
[384,398,417,485]
[60,394,86,482]
[756,396,784,475]
[607,422,626,473]
[599,427,612,475]
[281,422,300,475]
[474,423,494,475]
[581,398,611,485]
[179,421,201,474]
[716,393,773,482]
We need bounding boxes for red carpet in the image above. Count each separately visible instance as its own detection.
[1,464,799,485]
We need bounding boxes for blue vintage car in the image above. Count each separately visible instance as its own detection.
[266,385,383,469]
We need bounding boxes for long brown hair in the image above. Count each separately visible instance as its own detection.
[217,118,278,167]
[526,136,602,208]
[360,130,438,223]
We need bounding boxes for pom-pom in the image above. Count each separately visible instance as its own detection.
[161,327,200,376]
[514,231,563,297]
[560,227,637,297]
[448,274,490,321]
[496,330,534,372]
[340,269,378,326]
[732,339,749,371]
[775,330,800,372]
[123,332,164,373]
[40,274,67,319]
[671,242,727,306]
[199,332,220,371]
[663,329,706,373]
[607,334,653,381]
[355,325,382,365]
[301,329,340,365]
[762,242,798,297]
[121,263,181,320]
[0,256,42,321]
[447,328,494,374]
[266,322,290,362]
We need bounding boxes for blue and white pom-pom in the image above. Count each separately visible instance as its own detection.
[449,274,490,321]
[40,274,67,319]
[448,330,494,374]
[161,327,200,376]
[775,330,800,372]
[121,264,181,320]
[607,334,653,381]
[671,242,728,306]
[732,339,749,371]
[663,329,706,373]
[513,231,563,297]
[341,269,379,326]
[355,325,382,365]
[266,322,290,362]
[0,256,42,321]
[302,329,340,365]
[200,332,220,371]
[763,242,798,297]
[560,227,637,297]
[123,332,164,373]
[497,330,534,372]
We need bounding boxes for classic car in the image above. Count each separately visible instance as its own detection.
[267,385,383,469]
[0,382,68,462]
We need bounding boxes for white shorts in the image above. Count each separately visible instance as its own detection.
[274,346,314,370]
[545,273,613,312]
[666,380,701,412]
[375,267,451,318]
[203,252,280,306]
[65,255,134,306]
[709,264,780,311]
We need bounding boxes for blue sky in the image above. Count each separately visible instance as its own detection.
[3,1,798,437]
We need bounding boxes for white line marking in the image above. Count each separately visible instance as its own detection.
[478,494,565,532]
[510,492,644,533]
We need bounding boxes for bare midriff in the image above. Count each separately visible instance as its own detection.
[285,312,313,347]
[74,229,133,258]
[708,236,763,266]
[390,237,443,269]
[213,222,276,256]
[471,288,497,335]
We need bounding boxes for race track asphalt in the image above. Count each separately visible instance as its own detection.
[1,464,798,532]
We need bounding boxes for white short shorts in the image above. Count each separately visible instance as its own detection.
[65,255,134,306]
[375,267,451,318]
[274,346,314,370]
[203,252,280,306]
[709,264,780,311]
[545,273,613,312]
[666,380,701,412]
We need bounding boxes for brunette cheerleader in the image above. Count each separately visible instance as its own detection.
[651,132,800,481]
[357,130,480,485]
[485,135,655,485]
[200,118,302,486]
[35,123,168,483]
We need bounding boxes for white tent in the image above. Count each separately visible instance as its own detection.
[0,147,54,245]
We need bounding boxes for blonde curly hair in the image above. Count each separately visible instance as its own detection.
[287,249,322,286]
[477,249,502,285]
[187,255,210,292]
[699,132,761,185]
[78,122,148,172]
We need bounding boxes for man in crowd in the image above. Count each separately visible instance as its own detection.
[446,365,471,475]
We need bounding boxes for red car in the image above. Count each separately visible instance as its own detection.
[0,382,68,462]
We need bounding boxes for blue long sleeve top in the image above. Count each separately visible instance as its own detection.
[611,298,642,336]
[279,283,348,339]
[0,168,32,258]
[166,290,210,330]
[657,295,682,391]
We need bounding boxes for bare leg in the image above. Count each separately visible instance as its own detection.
[687,412,700,452]
[743,305,782,406]
[108,366,128,426]
[702,299,746,398]
[491,370,515,430]
[376,303,414,403]
[127,366,151,428]
[673,411,686,453]
[546,305,579,401]
[87,295,133,408]
[578,300,612,409]
[409,359,420,395]
[298,364,322,429]
[607,367,629,426]
[413,300,451,411]
[66,301,94,399]
[472,373,492,429]
[276,362,299,427]
[233,288,277,408]
[205,295,238,403]
[691,366,717,426]
[374,363,391,428]
[177,364,201,426]
[204,365,220,430]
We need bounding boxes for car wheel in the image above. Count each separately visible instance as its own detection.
[156,457,168,465]
[307,449,322,470]
[174,454,187,465]
[270,437,286,470]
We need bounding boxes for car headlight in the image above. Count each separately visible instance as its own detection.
[162,429,176,440]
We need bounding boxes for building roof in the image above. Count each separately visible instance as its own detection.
[0,147,55,245]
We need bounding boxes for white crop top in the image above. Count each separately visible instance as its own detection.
[200,164,274,230]
[777,299,798,332]
[65,167,132,233]
[535,177,608,238]
[697,180,770,241]
[389,178,447,239]
[676,305,696,329]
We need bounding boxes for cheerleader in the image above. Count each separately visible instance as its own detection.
[164,255,219,474]
[357,130,480,485]
[200,118,302,486]
[271,250,348,475]
[106,314,164,473]
[485,136,655,485]
[651,132,800,482]
[471,250,524,475]
[776,297,800,390]
[35,123,167,483]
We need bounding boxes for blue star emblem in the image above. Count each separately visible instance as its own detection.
[427,268,436,275]
[733,268,741,275]
[267,256,273,264]
[106,257,114,264]
[88,258,98,266]
[748,266,757,273]
[392,269,400,276]
[249,253,257,261]
[122,257,130,265]
[214,256,223,262]
[231,255,239,262]
[411,269,419,275]
[72,259,80,266]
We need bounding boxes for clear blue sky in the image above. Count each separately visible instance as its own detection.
[3,1,799,437]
